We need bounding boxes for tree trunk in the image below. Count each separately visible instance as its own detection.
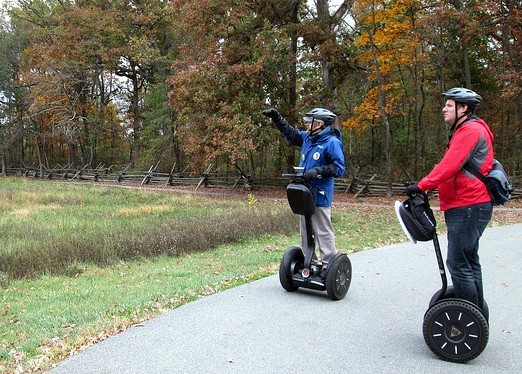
[316,0,354,109]
[462,41,472,88]
[1,152,6,176]
[285,0,300,172]
[130,61,141,168]
[367,29,393,197]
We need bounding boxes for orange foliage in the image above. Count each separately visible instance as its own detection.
[346,0,430,132]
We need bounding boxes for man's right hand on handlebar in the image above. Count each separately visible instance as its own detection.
[404,182,422,197]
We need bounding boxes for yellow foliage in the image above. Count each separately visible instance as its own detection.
[343,82,406,133]
[348,0,431,135]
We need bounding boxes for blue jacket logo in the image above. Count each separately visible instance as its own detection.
[313,152,321,160]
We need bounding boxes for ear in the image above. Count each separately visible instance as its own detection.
[459,103,469,114]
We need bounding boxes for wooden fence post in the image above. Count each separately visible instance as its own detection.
[353,174,377,198]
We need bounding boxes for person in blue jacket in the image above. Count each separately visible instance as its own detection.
[262,107,346,274]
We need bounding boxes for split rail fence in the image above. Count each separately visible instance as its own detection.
[2,163,520,199]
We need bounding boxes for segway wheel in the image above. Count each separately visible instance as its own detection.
[438,286,489,322]
[423,299,489,363]
[279,246,304,292]
[325,254,352,300]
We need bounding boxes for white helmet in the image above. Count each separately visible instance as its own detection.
[303,108,336,126]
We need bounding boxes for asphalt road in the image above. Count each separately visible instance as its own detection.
[49,223,522,374]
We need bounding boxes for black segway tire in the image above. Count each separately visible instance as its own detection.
[279,246,304,292]
[482,299,489,322]
[440,287,489,322]
[423,299,489,363]
[325,253,352,300]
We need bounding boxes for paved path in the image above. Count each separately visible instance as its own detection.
[50,223,521,374]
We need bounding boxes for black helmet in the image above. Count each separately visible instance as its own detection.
[303,108,336,126]
[442,87,482,113]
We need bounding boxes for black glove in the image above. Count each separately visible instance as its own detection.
[405,182,422,197]
[261,108,281,122]
[303,168,321,180]
[303,165,338,180]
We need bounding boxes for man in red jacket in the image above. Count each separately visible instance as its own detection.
[407,87,494,311]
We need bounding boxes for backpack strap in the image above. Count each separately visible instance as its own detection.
[463,162,488,184]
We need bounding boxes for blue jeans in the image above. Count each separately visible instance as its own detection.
[444,202,493,310]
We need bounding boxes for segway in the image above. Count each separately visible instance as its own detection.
[278,168,351,300]
[395,192,489,363]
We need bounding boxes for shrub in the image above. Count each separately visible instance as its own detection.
[0,179,296,279]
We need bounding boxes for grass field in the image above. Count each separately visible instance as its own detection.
[1,177,520,373]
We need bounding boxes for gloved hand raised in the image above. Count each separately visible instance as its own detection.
[261,108,281,122]
[404,182,422,197]
[303,167,322,180]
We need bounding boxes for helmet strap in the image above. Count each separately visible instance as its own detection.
[447,106,473,148]
[308,119,325,136]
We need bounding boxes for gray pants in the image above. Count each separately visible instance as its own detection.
[299,206,336,265]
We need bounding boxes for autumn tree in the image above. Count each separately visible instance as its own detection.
[168,0,293,174]
[10,0,176,170]
[10,1,120,168]
[1,0,520,181]
[346,0,431,194]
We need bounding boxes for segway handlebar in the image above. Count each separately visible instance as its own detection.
[282,166,305,178]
